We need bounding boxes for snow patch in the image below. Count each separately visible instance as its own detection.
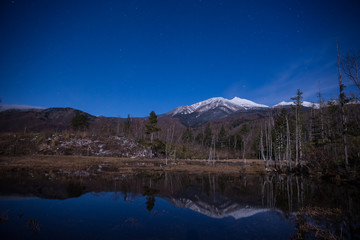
[273,101,319,109]
[168,96,269,116]
[0,104,45,112]
[230,97,269,109]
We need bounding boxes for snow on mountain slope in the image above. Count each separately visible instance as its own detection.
[169,105,195,115]
[273,101,292,107]
[166,96,324,126]
[273,101,319,109]
[167,196,270,220]
[0,104,45,112]
[229,97,269,109]
[191,97,241,113]
[168,97,269,116]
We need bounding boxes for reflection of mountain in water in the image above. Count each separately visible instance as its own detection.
[1,172,359,239]
[163,186,268,219]
[0,172,359,223]
[169,196,267,219]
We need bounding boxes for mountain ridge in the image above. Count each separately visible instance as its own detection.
[167,97,269,117]
[166,96,319,126]
[0,97,324,131]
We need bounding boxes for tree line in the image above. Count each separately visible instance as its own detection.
[68,46,359,173]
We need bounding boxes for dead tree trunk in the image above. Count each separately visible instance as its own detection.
[337,41,349,170]
[286,116,292,170]
[295,107,299,167]
[208,135,216,165]
[299,124,302,167]
[260,127,266,162]
[318,89,325,150]
[242,136,246,166]
[165,125,175,165]
[260,127,268,168]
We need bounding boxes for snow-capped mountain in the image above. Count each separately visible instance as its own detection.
[273,101,320,109]
[166,96,322,126]
[168,97,269,116]
[166,97,269,126]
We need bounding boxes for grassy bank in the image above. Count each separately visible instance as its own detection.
[0,155,266,177]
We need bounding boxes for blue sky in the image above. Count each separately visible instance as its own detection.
[1,0,359,117]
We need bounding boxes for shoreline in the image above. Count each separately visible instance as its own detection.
[0,155,266,176]
[2,155,357,185]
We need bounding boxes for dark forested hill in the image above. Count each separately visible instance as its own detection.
[0,108,95,133]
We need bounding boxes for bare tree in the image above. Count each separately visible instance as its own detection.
[336,41,349,170]
[343,50,360,91]
[208,135,216,165]
[260,127,267,167]
[233,135,237,155]
[260,127,264,161]
[116,115,121,136]
[318,87,325,149]
[274,109,287,169]
[238,124,250,165]
[165,124,175,165]
[267,111,274,162]
[242,136,246,164]
[286,115,292,170]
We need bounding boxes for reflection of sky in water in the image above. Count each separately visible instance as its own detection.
[0,192,295,240]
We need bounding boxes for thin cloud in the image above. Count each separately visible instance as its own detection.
[249,50,339,105]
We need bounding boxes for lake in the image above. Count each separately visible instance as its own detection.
[0,172,359,239]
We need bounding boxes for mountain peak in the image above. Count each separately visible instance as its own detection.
[168,96,268,116]
[190,97,235,113]
[166,96,325,126]
[273,101,319,109]
[166,96,269,126]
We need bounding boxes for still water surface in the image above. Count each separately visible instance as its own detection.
[0,173,359,239]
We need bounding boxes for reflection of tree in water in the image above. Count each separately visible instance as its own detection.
[66,182,84,198]
[260,174,305,217]
[3,171,359,237]
[259,174,360,239]
[145,196,155,211]
[143,185,159,212]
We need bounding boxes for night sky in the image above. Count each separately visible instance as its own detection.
[1,0,359,117]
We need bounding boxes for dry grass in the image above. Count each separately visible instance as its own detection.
[0,155,267,176]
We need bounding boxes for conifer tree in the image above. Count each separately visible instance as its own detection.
[182,127,194,143]
[218,125,227,148]
[124,114,131,136]
[291,89,303,166]
[337,41,348,170]
[71,114,89,131]
[145,111,160,143]
[204,123,213,147]
[195,132,204,146]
